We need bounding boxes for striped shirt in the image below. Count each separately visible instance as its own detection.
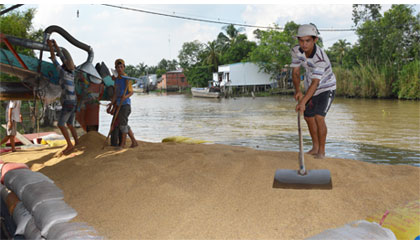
[53,59,76,105]
[290,44,336,96]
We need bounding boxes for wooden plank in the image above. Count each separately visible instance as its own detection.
[1,124,33,145]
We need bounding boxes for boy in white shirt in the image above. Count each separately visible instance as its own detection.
[1,100,22,152]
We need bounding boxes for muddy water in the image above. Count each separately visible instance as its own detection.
[99,93,420,166]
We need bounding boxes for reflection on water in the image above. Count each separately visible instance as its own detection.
[99,93,420,166]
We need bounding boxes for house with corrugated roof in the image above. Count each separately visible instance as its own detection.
[213,62,277,93]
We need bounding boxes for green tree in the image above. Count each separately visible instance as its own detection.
[203,40,221,73]
[395,60,420,99]
[352,4,382,27]
[215,24,257,65]
[184,64,212,87]
[328,39,351,66]
[0,5,43,83]
[217,24,246,51]
[355,5,419,97]
[166,59,179,71]
[334,4,419,98]
[178,40,205,69]
[125,65,142,78]
[0,5,43,57]
[220,38,256,65]
[136,62,148,75]
[248,22,298,79]
[146,65,157,75]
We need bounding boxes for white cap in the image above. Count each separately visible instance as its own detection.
[295,24,318,38]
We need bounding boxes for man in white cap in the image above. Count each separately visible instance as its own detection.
[290,24,336,159]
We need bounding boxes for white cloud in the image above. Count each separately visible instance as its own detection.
[25,3,417,71]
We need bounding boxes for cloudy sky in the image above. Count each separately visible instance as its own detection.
[11,1,420,70]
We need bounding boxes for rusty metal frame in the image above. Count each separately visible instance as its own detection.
[0,33,29,70]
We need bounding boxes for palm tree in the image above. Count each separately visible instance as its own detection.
[332,39,351,65]
[216,24,245,51]
[204,40,221,73]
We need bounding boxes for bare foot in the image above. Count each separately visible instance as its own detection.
[62,146,75,155]
[11,149,16,152]
[130,142,138,148]
[54,151,64,158]
[306,148,318,155]
[314,153,325,159]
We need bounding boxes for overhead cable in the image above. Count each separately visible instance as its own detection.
[0,4,24,16]
[102,4,356,32]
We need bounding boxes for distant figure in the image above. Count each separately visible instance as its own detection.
[291,24,336,159]
[48,39,79,155]
[1,100,22,152]
[110,58,138,148]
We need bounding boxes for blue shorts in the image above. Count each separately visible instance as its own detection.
[58,103,76,126]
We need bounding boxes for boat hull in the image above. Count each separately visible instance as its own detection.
[191,87,220,98]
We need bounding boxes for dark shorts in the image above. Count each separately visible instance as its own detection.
[304,90,335,117]
[117,104,131,134]
[58,103,76,126]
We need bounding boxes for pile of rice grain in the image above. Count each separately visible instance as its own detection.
[2,131,419,239]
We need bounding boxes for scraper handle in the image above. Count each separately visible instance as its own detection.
[298,112,306,175]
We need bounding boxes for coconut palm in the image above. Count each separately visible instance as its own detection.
[331,39,351,65]
[204,40,221,73]
[216,24,245,51]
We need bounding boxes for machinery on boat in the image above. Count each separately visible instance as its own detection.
[0,25,114,132]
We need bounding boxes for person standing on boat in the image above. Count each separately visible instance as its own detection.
[291,24,336,159]
[47,39,79,155]
[1,100,22,152]
[110,58,138,148]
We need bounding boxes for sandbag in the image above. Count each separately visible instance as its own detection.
[40,133,63,142]
[47,222,103,240]
[12,201,32,236]
[5,191,19,215]
[0,183,6,200]
[32,199,78,237]
[42,139,73,147]
[1,162,28,184]
[4,168,54,200]
[307,220,396,240]
[162,136,211,144]
[366,199,420,240]
[1,184,10,203]
[24,217,43,240]
[21,181,64,213]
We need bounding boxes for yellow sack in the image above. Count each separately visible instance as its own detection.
[366,200,420,240]
[162,136,210,144]
[41,139,74,147]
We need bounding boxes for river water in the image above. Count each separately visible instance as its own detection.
[98,93,420,167]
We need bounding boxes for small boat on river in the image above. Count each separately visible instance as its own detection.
[191,87,221,98]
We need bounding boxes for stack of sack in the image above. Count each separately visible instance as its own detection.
[306,199,420,240]
[0,162,103,240]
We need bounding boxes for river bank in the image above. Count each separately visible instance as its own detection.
[1,131,419,239]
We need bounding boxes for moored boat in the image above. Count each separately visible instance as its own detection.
[191,87,220,98]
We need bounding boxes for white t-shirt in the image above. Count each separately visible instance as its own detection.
[290,44,336,96]
[5,100,22,122]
